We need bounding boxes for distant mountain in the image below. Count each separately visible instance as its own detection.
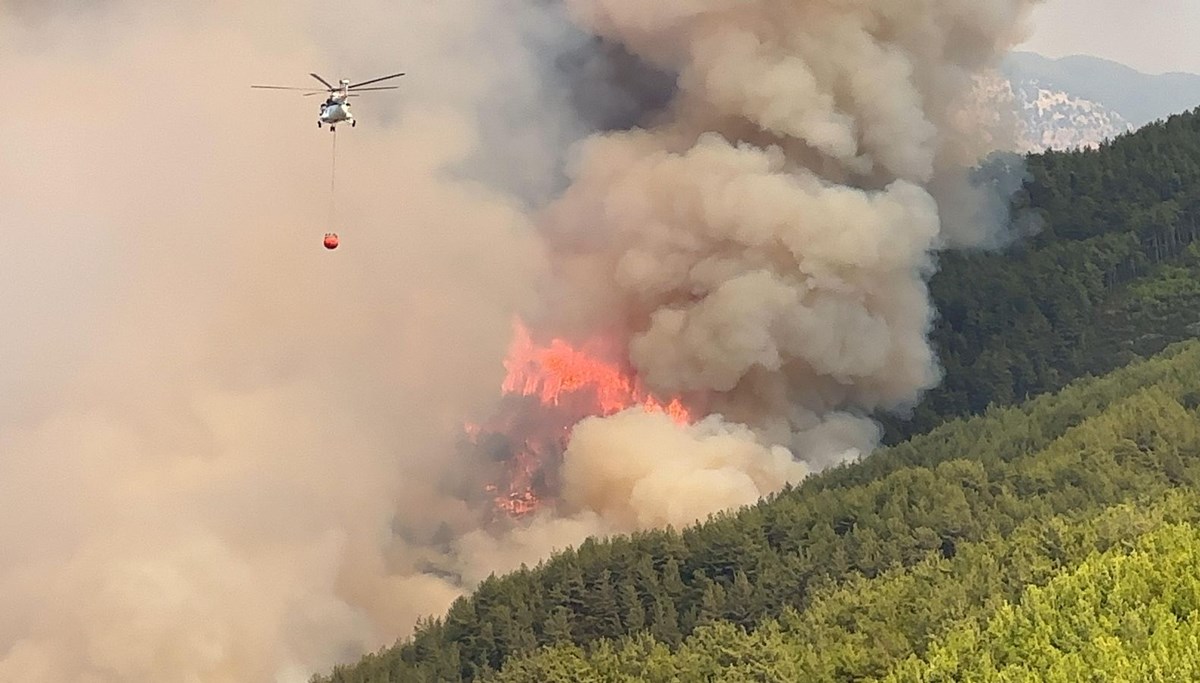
[975,74,1133,152]
[1011,81,1133,152]
[1003,52,1200,129]
[974,52,1200,153]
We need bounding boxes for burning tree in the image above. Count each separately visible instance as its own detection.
[466,320,691,520]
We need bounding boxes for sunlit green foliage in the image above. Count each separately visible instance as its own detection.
[487,493,1200,683]
[886,522,1200,682]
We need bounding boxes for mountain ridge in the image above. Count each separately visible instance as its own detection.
[981,51,1200,152]
[1003,51,1200,129]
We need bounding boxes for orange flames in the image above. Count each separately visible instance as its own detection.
[469,319,692,520]
[502,321,690,423]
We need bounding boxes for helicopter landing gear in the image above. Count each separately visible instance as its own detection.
[330,126,336,132]
[351,120,356,128]
[317,121,321,128]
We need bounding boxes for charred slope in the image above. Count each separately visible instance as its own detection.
[312,339,1200,682]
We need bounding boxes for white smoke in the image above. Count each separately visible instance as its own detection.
[560,409,809,530]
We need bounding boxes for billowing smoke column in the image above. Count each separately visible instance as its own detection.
[518,0,1042,527]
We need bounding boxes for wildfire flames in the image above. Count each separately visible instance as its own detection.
[468,320,691,520]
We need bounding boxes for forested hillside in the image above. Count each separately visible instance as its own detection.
[885,521,1200,681]
[490,493,1200,682]
[885,105,1200,441]
[313,107,1200,683]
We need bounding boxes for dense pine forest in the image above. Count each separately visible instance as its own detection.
[890,105,1200,440]
[313,106,1200,682]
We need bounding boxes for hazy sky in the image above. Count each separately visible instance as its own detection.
[1020,0,1200,75]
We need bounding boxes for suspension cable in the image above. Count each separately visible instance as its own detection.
[328,128,338,229]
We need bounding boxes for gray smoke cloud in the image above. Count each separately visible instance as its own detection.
[0,0,1040,680]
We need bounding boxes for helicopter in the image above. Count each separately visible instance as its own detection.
[251,71,405,132]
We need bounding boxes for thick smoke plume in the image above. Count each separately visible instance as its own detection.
[1,0,1039,680]
[525,0,1043,526]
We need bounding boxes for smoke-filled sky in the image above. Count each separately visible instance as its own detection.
[1,1,564,680]
[1019,0,1200,75]
[0,0,1088,681]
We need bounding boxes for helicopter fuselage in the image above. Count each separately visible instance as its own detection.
[253,71,402,132]
[319,102,352,123]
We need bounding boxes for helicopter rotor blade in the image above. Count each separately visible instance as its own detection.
[309,72,336,89]
[251,85,316,90]
[347,72,405,89]
[344,86,399,92]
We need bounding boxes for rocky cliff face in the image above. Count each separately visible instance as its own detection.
[1011,78,1134,152]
